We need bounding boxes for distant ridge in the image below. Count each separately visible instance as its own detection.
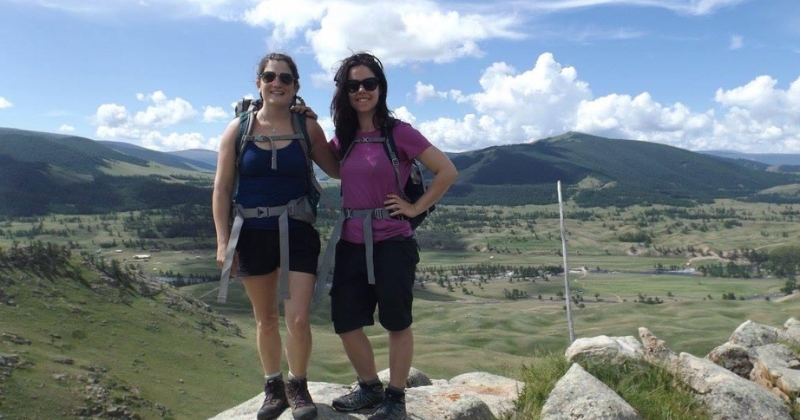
[101,141,216,172]
[169,148,219,168]
[700,150,800,167]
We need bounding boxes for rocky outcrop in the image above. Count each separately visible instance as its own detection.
[210,318,800,420]
[208,369,522,420]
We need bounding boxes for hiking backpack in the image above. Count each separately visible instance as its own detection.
[340,118,434,229]
[217,96,325,304]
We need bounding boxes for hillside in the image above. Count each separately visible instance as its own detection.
[0,243,251,420]
[444,132,800,207]
[702,149,800,166]
[3,128,800,215]
[102,141,216,172]
[0,128,212,216]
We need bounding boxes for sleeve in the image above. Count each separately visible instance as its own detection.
[392,121,432,161]
[329,135,342,155]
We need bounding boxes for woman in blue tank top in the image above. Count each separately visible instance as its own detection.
[212,53,339,420]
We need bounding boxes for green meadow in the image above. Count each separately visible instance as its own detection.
[1,199,798,419]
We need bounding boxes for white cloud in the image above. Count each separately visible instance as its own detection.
[202,106,230,123]
[517,0,747,16]
[0,97,12,109]
[133,91,197,128]
[92,92,218,151]
[415,53,800,153]
[59,124,75,132]
[729,35,744,50]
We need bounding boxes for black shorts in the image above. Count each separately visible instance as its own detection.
[235,223,321,276]
[330,236,420,334]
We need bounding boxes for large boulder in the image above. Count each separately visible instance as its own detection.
[706,342,754,378]
[540,363,641,420]
[729,320,783,349]
[449,372,523,419]
[565,335,644,365]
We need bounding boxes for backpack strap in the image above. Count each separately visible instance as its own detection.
[219,107,323,304]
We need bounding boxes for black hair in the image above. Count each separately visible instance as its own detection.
[330,52,395,158]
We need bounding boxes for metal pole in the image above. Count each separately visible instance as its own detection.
[557,181,575,344]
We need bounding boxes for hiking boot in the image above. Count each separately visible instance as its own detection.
[368,387,407,420]
[286,377,317,420]
[331,379,384,412]
[256,377,289,420]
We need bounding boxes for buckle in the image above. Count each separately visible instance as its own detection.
[344,208,354,219]
[257,207,268,218]
[373,208,386,219]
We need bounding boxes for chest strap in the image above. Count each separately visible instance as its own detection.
[218,197,321,304]
[318,207,394,288]
[242,133,305,170]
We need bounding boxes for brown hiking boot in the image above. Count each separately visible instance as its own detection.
[257,377,289,420]
[286,377,318,420]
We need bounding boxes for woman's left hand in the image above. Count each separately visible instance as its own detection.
[385,194,418,218]
[291,105,318,120]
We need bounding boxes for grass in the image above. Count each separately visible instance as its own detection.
[512,355,711,420]
[1,199,798,419]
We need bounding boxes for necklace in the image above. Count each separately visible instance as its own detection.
[256,112,278,133]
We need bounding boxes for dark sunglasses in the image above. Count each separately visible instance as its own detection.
[260,71,295,85]
[345,77,379,93]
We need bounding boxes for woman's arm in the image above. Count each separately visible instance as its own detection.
[306,118,340,179]
[386,145,457,218]
[212,118,241,269]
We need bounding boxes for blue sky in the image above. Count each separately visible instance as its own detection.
[1,0,798,154]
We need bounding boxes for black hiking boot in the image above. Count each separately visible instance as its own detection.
[286,377,317,420]
[331,379,384,412]
[368,386,407,420]
[256,377,289,420]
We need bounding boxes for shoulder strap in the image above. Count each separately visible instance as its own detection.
[235,111,256,170]
[292,113,323,196]
[381,119,409,201]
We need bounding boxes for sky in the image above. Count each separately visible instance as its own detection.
[0,0,799,154]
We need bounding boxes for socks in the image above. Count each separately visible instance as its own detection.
[288,371,306,381]
[265,371,282,382]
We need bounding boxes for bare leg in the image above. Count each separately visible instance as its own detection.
[387,327,413,389]
[339,328,379,382]
[283,270,315,377]
[242,271,281,375]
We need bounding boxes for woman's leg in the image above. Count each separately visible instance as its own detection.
[283,271,315,376]
[242,271,281,375]
[339,327,379,381]
[387,327,413,390]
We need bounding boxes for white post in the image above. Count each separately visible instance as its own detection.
[557,181,575,344]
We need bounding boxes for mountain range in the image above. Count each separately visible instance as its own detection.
[1,127,799,215]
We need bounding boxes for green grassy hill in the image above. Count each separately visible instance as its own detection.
[102,141,216,172]
[445,132,800,207]
[0,128,212,216]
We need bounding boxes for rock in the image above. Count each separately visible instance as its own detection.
[729,320,782,349]
[376,366,432,388]
[673,352,793,420]
[750,343,800,402]
[449,372,523,419]
[208,371,508,420]
[565,335,644,365]
[637,327,678,369]
[540,363,642,420]
[783,317,800,344]
[706,342,753,378]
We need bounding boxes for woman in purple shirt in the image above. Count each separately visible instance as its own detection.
[327,52,457,420]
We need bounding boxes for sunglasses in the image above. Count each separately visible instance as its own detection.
[260,71,295,85]
[345,77,379,94]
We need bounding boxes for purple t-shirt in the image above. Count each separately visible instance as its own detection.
[331,121,432,243]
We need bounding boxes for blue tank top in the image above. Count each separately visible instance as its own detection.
[235,140,309,230]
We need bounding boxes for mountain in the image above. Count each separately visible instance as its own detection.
[169,148,219,168]
[102,141,216,172]
[2,128,800,215]
[0,127,212,216]
[701,150,800,167]
[442,132,800,207]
